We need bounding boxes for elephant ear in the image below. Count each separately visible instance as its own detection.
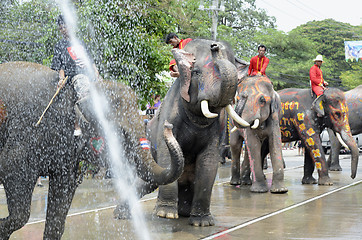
[271,90,282,114]
[311,94,325,116]
[172,48,195,102]
[235,57,249,82]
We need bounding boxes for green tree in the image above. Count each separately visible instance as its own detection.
[290,19,362,89]
[340,63,362,89]
[253,28,319,90]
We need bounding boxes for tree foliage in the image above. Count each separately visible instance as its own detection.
[291,19,362,89]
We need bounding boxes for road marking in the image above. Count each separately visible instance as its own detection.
[201,178,362,240]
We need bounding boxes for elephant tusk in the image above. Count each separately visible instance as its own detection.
[251,119,260,129]
[336,132,350,150]
[226,105,250,127]
[230,126,238,133]
[201,100,218,118]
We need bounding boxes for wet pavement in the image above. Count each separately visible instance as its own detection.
[1,149,362,239]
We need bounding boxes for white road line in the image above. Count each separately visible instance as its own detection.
[201,178,362,240]
[26,165,304,226]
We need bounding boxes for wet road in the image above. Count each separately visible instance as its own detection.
[1,149,362,239]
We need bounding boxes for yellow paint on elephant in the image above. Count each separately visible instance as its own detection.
[312,149,321,158]
[306,138,315,146]
[299,123,306,131]
[315,162,322,170]
[306,128,315,136]
[319,101,323,111]
[297,112,304,121]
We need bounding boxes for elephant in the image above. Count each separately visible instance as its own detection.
[277,87,359,185]
[0,62,184,239]
[144,39,250,227]
[228,75,287,193]
[327,85,362,171]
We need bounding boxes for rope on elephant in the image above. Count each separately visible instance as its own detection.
[35,76,68,127]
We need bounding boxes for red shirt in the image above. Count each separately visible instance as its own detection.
[310,64,326,96]
[248,55,269,76]
[169,38,193,71]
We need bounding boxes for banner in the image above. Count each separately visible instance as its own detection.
[344,41,362,62]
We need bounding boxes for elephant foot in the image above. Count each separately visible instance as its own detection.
[240,176,252,185]
[329,164,342,171]
[302,176,317,184]
[154,203,179,219]
[250,181,268,193]
[270,182,288,194]
[189,214,215,227]
[318,176,333,185]
[113,203,131,219]
[230,176,241,185]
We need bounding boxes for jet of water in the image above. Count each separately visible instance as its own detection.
[56,1,151,239]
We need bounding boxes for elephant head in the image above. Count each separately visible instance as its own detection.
[312,88,359,178]
[172,39,249,127]
[231,75,281,129]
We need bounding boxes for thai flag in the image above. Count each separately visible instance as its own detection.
[140,138,150,150]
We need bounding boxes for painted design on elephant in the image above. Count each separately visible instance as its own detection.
[140,138,150,150]
[330,102,351,132]
[312,149,321,158]
[280,126,291,138]
[306,128,315,136]
[306,138,315,146]
[297,113,304,121]
[315,162,322,170]
[281,101,300,111]
[203,55,220,80]
[299,123,306,131]
[0,99,7,126]
[90,136,105,154]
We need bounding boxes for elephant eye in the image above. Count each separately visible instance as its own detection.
[335,111,342,119]
[259,96,266,105]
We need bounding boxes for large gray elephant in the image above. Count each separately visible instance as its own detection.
[229,75,287,193]
[278,88,358,185]
[146,39,249,227]
[327,85,362,171]
[0,62,184,239]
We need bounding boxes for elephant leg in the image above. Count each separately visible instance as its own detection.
[268,124,288,193]
[327,129,342,171]
[302,149,317,184]
[114,178,158,219]
[178,181,194,217]
[240,150,252,185]
[44,170,78,239]
[155,181,179,219]
[244,132,268,193]
[0,171,36,239]
[189,149,218,227]
[230,131,242,185]
[261,140,269,170]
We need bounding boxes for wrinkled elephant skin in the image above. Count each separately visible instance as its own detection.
[229,75,287,193]
[147,39,240,227]
[327,85,362,171]
[278,88,358,185]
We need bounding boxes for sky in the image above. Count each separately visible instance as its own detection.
[255,0,362,33]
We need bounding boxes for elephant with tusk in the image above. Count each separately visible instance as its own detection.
[278,87,359,185]
[228,75,287,193]
[145,39,249,227]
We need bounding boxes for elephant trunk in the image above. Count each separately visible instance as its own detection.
[135,121,184,185]
[340,130,359,179]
